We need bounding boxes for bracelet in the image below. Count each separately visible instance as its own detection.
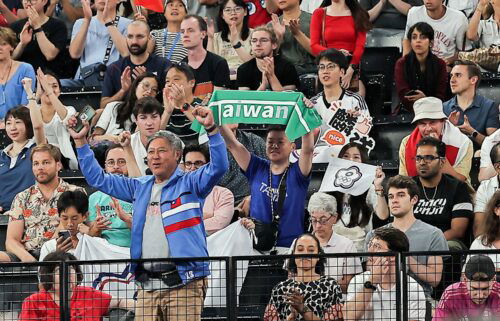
[232,41,242,49]
[33,28,43,34]
[28,97,36,101]
[104,21,114,27]
[205,124,217,134]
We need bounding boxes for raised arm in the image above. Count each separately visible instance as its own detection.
[69,0,92,59]
[219,124,251,171]
[22,78,46,145]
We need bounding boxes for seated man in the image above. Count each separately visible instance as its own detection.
[402,0,469,65]
[346,227,426,321]
[365,175,449,298]
[0,144,83,262]
[443,60,498,147]
[434,255,500,320]
[361,0,423,30]
[217,123,267,205]
[399,97,473,182]
[183,144,234,235]
[66,0,131,87]
[100,20,171,109]
[10,0,67,77]
[412,136,473,250]
[268,0,315,75]
[39,190,88,260]
[161,63,203,145]
[308,192,363,293]
[88,144,134,247]
[130,97,163,175]
[181,14,230,100]
[221,124,314,252]
[474,142,500,237]
[237,27,299,91]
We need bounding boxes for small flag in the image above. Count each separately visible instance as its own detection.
[135,0,163,12]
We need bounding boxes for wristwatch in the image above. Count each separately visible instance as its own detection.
[349,64,359,72]
[33,27,43,34]
[364,281,377,291]
[181,103,191,112]
[232,42,242,49]
[470,131,478,139]
[104,21,114,27]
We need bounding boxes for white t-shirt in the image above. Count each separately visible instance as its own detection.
[405,5,469,59]
[480,129,500,168]
[43,106,78,169]
[474,175,498,213]
[467,237,500,271]
[95,101,135,135]
[445,0,478,18]
[39,236,77,261]
[323,232,363,283]
[478,16,500,49]
[347,271,427,321]
[300,0,323,14]
[131,131,148,176]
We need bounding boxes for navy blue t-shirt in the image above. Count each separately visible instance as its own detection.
[101,54,171,98]
[244,154,310,247]
[0,141,36,211]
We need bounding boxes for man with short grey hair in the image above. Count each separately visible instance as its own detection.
[308,192,363,292]
[69,106,229,321]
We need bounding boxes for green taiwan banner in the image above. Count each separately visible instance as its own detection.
[191,90,323,141]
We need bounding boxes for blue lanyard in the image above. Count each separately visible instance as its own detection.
[164,31,181,61]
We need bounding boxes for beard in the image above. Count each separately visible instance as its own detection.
[128,43,147,56]
[35,171,57,185]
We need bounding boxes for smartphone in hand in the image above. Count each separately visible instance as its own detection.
[58,230,71,240]
[74,105,96,132]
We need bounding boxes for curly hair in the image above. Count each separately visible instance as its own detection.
[479,190,500,246]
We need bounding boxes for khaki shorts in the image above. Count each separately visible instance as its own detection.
[135,278,208,321]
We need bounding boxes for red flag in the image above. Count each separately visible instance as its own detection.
[135,0,163,13]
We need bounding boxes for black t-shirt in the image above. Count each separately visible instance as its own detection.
[4,0,22,11]
[10,17,67,76]
[359,0,423,29]
[413,174,473,236]
[236,55,299,90]
[166,97,202,145]
[102,54,171,98]
[182,51,230,100]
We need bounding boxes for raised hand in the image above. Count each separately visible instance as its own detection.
[21,77,34,95]
[36,68,54,96]
[169,83,186,107]
[81,0,92,21]
[26,5,43,29]
[228,20,240,45]
[132,65,146,79]
[89,205,112,236]
[118,131,131,147]
[373,166,385,189]
[458,115,475,136]
[67,115,90,140]
[120,66,132,92]
[448,110,460,126]
[19,22,33,45]
[192,106,215,128]
[271,14,285,40]
[110,197,132,227]
[205,17,215,39]
[287,18,300,36]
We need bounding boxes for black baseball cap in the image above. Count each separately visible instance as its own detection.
[464,255,496,281]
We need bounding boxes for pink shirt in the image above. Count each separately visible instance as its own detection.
[433,281,500,320]
[203,186,234,235]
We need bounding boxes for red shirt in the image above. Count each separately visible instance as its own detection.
[19,286,112,321]
[309,8,367,65]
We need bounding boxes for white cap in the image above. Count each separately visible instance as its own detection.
[411,97,447,124]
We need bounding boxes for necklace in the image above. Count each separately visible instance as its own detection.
[268,165,288,219]
[0,60,12,106]
[422,185,438,201]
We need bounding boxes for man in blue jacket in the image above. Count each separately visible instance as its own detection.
[69,106,229,321]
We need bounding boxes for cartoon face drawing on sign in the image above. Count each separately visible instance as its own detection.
[333,165,362,189]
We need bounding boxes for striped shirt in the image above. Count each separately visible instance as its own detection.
[151,29,188,64]
[166,98,203,144]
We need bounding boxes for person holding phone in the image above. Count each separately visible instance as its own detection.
[39,190,89,261]
[395,22,448,113]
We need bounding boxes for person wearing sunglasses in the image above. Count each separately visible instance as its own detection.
[412,136,473,252]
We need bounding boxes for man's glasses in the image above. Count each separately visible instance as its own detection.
[105,159,127,167]
[318,63,338,71]
[414,155,441,163]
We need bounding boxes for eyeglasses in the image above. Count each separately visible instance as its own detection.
[309,216,332,226]
[250,38,271,44]
[368,240,389,252]
[318,63,338,71]
[105,159,127,167]
[414,155,441,163]
[223,6,245,14]
[140,82,159,94]
[184,160,206,169]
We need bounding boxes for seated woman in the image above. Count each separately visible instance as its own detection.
[35,69,78,169]
[0,78,45,214]
[331,143,389,252]
[207,0,253,81]
[467,0,500,54]
[0,27,35,124]
[394,22,448,113]
[468,190,500,272]
[91,73,159,143]
[264,233,343,321]
[19,251,129,320]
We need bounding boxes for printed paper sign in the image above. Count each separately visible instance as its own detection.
[319,158,376,196]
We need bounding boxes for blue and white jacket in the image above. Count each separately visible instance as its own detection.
[76,133,229,284]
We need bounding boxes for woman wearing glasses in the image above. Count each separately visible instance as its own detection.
[207,0,253,81]
[91,72,159,143]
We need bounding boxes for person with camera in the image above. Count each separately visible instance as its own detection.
[65,0,131,87]
[69,105,229,321]
[10,0,68,78]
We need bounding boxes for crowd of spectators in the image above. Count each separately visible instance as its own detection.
[0,0,499,319]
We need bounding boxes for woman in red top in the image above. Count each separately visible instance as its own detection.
[310,0,371,96]
[19,252,126,321]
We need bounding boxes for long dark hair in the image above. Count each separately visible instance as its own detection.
[404,22,442,96]
[115,72,158,130]
[331,142,372,228]
[320,0,371,32]
[287,234,326,275]
[480,190,500,246]
[217,0,250,43]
